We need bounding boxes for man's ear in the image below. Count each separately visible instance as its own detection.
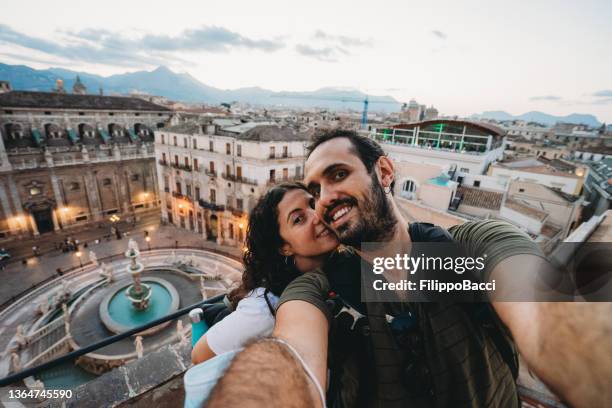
[376,156,395,189]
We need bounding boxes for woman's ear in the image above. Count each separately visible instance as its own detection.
[279,242,294,257]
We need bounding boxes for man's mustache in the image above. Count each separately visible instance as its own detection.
[323,198,358,224]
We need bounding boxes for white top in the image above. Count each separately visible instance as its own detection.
[206,287,279,355]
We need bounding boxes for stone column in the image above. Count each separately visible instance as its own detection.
[29,214,39,236]
[50,171,66,228]
[84,171,102,221]
[216,213,223,245]
[0,182,16,233]
[7,176,25,233]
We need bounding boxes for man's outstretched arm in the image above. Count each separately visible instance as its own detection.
[206,272,330,408]
[450,220,612,408]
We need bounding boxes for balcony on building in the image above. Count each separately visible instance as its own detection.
[371,119,505,155]
[221,173,258,186]
[198,199,225,212]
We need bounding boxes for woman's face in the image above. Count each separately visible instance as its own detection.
[277,189,339,260]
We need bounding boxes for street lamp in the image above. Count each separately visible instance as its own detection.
[76,250,83,268]
[145,235,151,251]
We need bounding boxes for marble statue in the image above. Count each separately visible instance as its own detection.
[10,352,21,373]
[89,250,98,266]
[134,336,144,359]
[176,320,187,344]
[127,238,139,255]
[99,262,114,283]
[14,325,26,348]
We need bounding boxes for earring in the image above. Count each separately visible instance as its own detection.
[284,256,294,267]
[383,185,392,194]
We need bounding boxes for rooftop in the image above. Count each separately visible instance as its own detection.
[457,186,503,210]
[0,91,171,112]
[238,125,310,142]
[493,157,581,178]
[503,198,548,221]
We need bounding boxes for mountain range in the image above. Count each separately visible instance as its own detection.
[470,110,601,127]
[0,63,602,126]
[0,63,400,112]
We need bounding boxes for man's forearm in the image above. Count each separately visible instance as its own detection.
[495,300,612,408]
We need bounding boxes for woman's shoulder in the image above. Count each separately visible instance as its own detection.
[238,287,279,312]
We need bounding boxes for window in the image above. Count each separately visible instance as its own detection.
[282,146,288,158]
[518,188,525,193]
[162,153,167,164]
[161,134,165,144]
[229,223,234,240]
[236,166,242,179]
[209,140,214,152]
[173,136,177,146]
[184,138,188,148]
[237,145,242,157]
[163,176,169,192]
[193,139,197,149]
[269,169,276,181]
[226,143,231,155]
[174,155,179,166]
[459,168,469,173]
[176,182,182,194]
[283,168,288,180]
[209,161,215,173]
[184,157,189,168]
[210,189,216,203]
[70,182,80,191]
[193,159,199,171]
[195,187,201,201]
[29,187,41,196]
[237,198,243,211]
[269,146,275,158]
[295,166,302,178]
[473,180,481,187]
[401,180,417,200]
[226,164,231,176]
[103,178,112,186]
[186,183,192,197]
[131,174,140,182]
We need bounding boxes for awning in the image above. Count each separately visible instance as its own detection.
[99,129,111,143]
[67,129,79,144]
[31,129,43,146]
[127,128,139,143]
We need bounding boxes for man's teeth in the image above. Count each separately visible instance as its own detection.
[332,206,351,221]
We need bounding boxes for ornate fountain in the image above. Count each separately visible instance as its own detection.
[124,239,152,310]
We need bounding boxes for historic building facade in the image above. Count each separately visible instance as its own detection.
[0,87,173,239]
[155,122,309,247]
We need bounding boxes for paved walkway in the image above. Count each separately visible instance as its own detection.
[0,218,243,309]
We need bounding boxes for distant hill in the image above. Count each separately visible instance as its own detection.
[471,110,601,127]
[0,63,401,112]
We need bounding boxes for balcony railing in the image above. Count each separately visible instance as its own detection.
[204,169,218,177]
[172,191,188,200]
[221,173,258,186]
[267,175,303,186]
[226,206,246,217]
[170,163,192,172]
[268,153,293,159]
[198,199,225,211]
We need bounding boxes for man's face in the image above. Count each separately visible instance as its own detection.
[304,138,396,246]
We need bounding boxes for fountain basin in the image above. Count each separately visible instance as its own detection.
[99,278,180,335]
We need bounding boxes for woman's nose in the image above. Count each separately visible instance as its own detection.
[311,212,322,225]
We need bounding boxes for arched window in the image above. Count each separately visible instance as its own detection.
[70,182,80,191]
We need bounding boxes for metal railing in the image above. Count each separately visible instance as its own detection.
[0,294,225,387]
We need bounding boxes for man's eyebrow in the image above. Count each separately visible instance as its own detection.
[321,163,345,178]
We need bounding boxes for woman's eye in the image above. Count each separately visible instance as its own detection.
[334,170,347,181]
[293,215,304,225]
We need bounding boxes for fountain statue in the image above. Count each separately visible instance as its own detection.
[10,352,21,373]
[125,239,152,310]
[134,336,144,359]
[89,250,98,266]
[99,262,114,283]
[14,325,27,348]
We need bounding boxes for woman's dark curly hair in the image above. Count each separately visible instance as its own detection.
[228,182,308,309]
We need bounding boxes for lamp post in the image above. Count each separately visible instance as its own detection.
[76,250,83,268]
[145,235,151,251]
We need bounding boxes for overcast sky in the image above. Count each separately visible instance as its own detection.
[1,0,611,121]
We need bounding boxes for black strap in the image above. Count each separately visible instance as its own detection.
[263,288,276,317]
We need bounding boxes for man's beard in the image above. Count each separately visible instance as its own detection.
[335,173,398,247]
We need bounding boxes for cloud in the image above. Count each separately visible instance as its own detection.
[529,95,562,101]
[431,30,447,40]
[313,30,372,47]
[593,90,612,97]
[592,97,612,105]
[295,44,340,62]
[0,24,285,68]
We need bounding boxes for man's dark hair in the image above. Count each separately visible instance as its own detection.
[307,129,395,192]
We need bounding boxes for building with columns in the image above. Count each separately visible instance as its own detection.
[155,122,310,247]
[0,87,172,238]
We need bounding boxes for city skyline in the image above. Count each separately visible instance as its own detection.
[0,0,611,121]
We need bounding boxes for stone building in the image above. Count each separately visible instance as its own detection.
[0,86,173,238]
[155,121,309,247]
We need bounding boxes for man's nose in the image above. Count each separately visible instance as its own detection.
[317,185,339,218]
